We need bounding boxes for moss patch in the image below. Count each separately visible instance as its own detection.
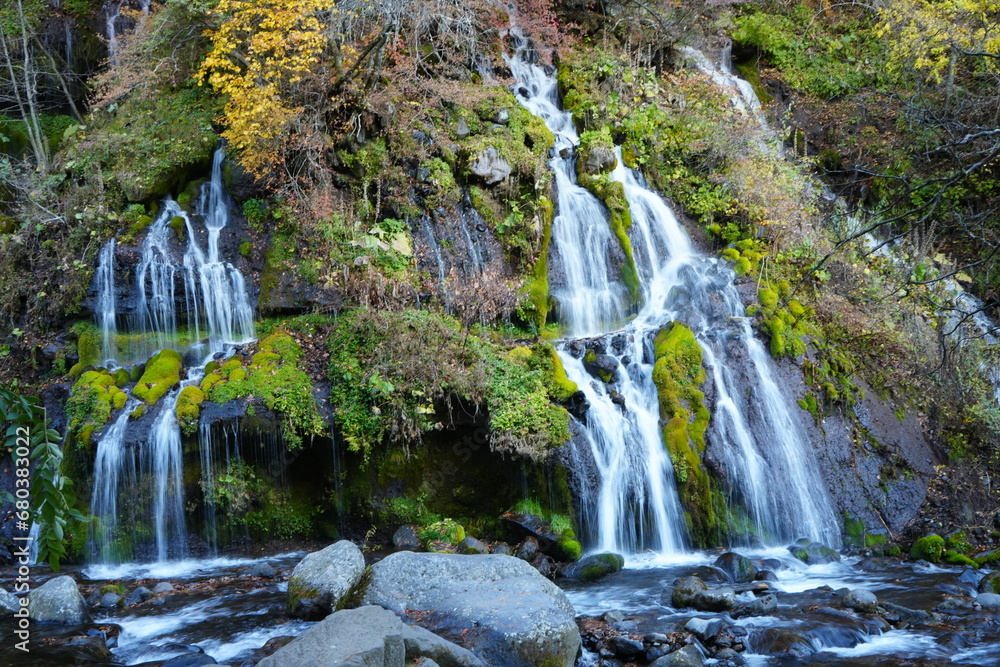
[651,322,723,547]
[909,534,945,563]
[66,368,129,448]
[175,385,205,436]
[134,349,182,405]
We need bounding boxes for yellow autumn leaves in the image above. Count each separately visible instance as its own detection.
[877,0,999,83]
[199,0,333,176]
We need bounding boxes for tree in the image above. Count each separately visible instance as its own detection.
[0,0,48,170]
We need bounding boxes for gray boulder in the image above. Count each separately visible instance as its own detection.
[28,576,91,624]
[99,592,120,608]
[363,552,579,667]
[976,592,1000,609]
[843,589,879,614]
[788,540,840,564]
[469,148,511,186]
[559,553,625,581]
[583,146,617,175]
[609,635,644,659]
[288,540,366,620]
[977,571,1000,594]
[671,576,707,608]
[123,586,152,606]
[458,536,489,555]
[652,645,704,667]
[684,617,725,642]
[152,582,174,594]
[402,624,484,667]
[733,593,777,618]
[0,587,21,614]
[714,553,758,583]
[259,605,405,667]
[247,562,278,579]
[693,587,735,612]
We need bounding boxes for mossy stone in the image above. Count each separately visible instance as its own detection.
[133,349,182,405]
[910,534,945,563]
[175,385,205,436]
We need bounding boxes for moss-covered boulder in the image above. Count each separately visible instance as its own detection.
[910,534,945,563]
[66,368,129,446]
[558,553,624,581]
[287,541,366,620]
[133,349,182,405]
[788,539,841,564]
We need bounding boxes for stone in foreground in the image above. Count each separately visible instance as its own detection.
[363,552,579,667]
[258,605,404,667]
[287,540,366,620]
[28,576,91,625]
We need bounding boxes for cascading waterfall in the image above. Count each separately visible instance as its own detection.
[95,239,118,366]
[88,146,255,563]
[509,39,840,553]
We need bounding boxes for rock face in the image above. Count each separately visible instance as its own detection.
[287,540,366,620]
[363,552,579,667]
[469,147,511,185]
[258,605,405,667]
[28,576,91,624]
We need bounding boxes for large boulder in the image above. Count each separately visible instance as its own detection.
[0,586,20,614]
[843,589,879,614]
[714,552,758,583]
[258,605,404,667]
[788,540,841,565]
[28,576,91,624]
[671,576,707,608]
[363,552,579,667]
[401,624,485,667]
[287,540,366,620]
[652,645,703,667]
[558,553,624,581]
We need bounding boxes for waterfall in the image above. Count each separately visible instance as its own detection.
[508,40,839,553]
[95,240,118,366]
[88,146,255,563]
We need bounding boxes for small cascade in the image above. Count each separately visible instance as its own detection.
[103,0,152,64]
[95,240,118,366]
[88,146,256,564]
[508,37,839,553]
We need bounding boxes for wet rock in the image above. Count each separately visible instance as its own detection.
[469,147,511,186]
[287,540,366,620]
[690,565,728,584]
[531,553,557,578]
[86,588,102,606]
[715,648,744,664]
[583,352,619,384]
[558,553,625,581]
[684,617,725,642]
[651,644,704,666]
[459,536,489,555]
[258,605,404,667]
[609,635,645,659]
[515,536,539,561]
[64,635,113,661]
[393,525,422,551]
[693,587,736,612]
[162,653,218,667]
[402,622,485,667]
[732,593,777,618]
[977,570,1000,594]
[753,629,814,658]
[583,146,617,175]
[671,576,708,608]
[714,553,758,583]
[843,588,879,613]
[152,582,174,594]
[0,587,20,613]
[881,601,935,625]
[489,542,512,556]
[247,562,277,579]
[646,632,669,644]
[611,620,639,633]
[98,592,120,608]
[937,595,975,610]
[601,610,626,623]
[975,592,1000,609]
[757,558,783,572]
[755,570,778,582]
[363,552,579,667]
[788,540,841,564]
[491,109,510,125]
[29,576,91,624]
[123,586,151,606]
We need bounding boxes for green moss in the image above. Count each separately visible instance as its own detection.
[175,385,205,437]
[66,368,129,446]
[865,532,888,547]
[72,322,102,369]
[129,405,145,420]
[844,515,865,547]
[419,519,465,547]
[206,332,325,448]
[943,550,978,567]
[651,322,723,546]
[133,349,182,405]
[945,531,973,555]
[524,195,554,329]
[553,535,583,562]
[530,343,579,402]
[909,534,945,563]
[168,216,186,241]
[578,175,642,309]
[239,240,252,257]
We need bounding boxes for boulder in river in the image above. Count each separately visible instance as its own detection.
[558,552,625,581]
[788,539,841,564]
[671,576,708,608]
[0,586,20,614]
[977,570,1000,594]
[693,587,736,612]
[401,623,485,667]
[976,592,1000,609]
[287,540,366,620]
[714,552,758,583]
[363,551,579,667]
[651,644,704,666]
[258,605,405,667]
[28,576,91,625]
[843,588,879,613]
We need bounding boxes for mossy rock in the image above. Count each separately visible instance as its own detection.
[175,385,205,437]
[133,349,182,405]
[73,322,102,368]
[112,368,130,387]
[168,216,186,241]
[943,550,977,567]
[418,519,465,548]
[552,535,583,562]
[909,534,945,563]
[129,405,145,420]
